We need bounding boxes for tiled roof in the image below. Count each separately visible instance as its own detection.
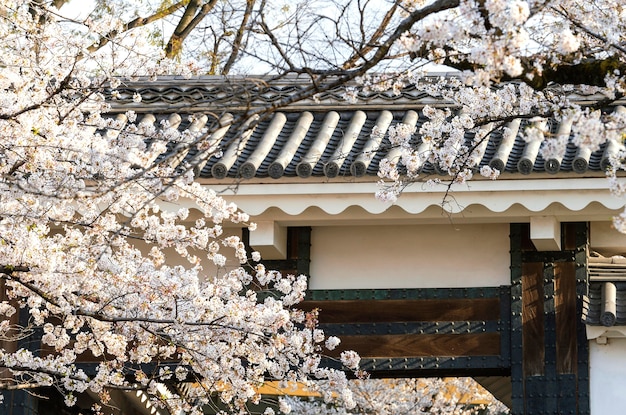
[585,282,626,327]
[109,77,623,180]
[585,255,626,327]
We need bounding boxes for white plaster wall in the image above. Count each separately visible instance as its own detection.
[590,339,626,414]
[133,227,243,281]
[309,223,510,289]
[590,221,626,256]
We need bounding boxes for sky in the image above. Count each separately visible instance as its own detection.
[59,0,95,19]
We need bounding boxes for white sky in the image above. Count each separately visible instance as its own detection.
[59,0,96,20]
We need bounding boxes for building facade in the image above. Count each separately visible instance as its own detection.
[116,77,625,414]
[5,76,626,414]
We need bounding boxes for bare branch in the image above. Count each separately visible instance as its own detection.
[258,2,296,71]
[342,0,401,69]
[222,0,256,74]
[165,0,218,58]
[87,1,189,54]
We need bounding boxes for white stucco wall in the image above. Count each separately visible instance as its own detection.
[590,339,626,414]
[134,227,243,281]
[309,223,510,289]
[591,221,626,256]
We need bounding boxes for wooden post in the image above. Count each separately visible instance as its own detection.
[510,223,589,414]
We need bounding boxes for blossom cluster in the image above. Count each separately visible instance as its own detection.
[280,377,509,414]
[0,2,358,413]
[368,0,626,207]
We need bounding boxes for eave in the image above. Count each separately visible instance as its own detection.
[192,176,624,225]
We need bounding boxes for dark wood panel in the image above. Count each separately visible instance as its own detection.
[301,298,500,324]
[562,223,578,251]
[554,261,577,374]
[522,262,545,377]
[327,333,501,358]
[321,320,499,336]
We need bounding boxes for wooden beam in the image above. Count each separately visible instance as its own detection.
[522,262,545,377]
[327,333,501,358]
[554,261,577,374]
[301,298,501,324]
[248,221,287,260]
[530,216,561,251]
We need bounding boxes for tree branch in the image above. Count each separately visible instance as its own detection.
[342,0,400,69]
[1,272,257,334]
[222,0,255,75]
[86,1,188,54]
[409,44,625,90]
[522,57,625,90]
[265,0,462,110]
[0,381,47,391]
[553,5,626,56]
[165,0,218,58]
[0,59,77,121]
[0,266,30,275]
[258,0,296,71]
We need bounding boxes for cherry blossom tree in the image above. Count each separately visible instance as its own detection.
[363,0,626,209]
[0,2,362,414]
[2,0,626,413]
[60,0,626,213]
[281,377,510,415]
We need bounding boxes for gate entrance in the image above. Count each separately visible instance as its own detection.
[300,222,590,414]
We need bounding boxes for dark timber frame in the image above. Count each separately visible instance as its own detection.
[299,223,590,414]
[302,287,511,378]
[510,222,589,414]
[4,223,591,413]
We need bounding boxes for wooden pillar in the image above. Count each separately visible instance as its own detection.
[510,223,589,414]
